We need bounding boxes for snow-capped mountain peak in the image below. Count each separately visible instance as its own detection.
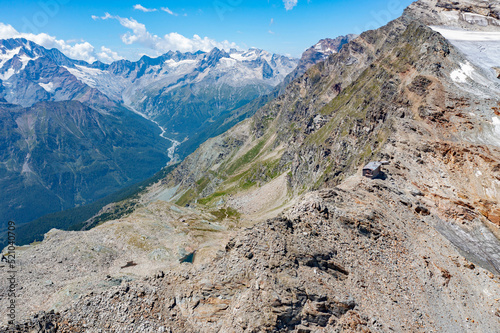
[0,37,299,114]
[0,39,45,80]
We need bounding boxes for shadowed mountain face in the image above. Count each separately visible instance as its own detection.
[0,100,171,228]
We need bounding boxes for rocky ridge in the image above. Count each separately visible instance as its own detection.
[278,35,358,91]
[10,172,500,332]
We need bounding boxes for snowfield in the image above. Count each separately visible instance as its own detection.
[430,26,500,96]
[430,25,500,147]
[450,62,475,83]
[0,46,21,67]
[39,82,55,93]
[431,27,500,41]
[430,27,500,80]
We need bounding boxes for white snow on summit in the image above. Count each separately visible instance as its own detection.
[0,46,21,68]
[314,42,336,55]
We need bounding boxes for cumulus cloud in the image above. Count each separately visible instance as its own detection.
[98,46,124,63]
[0,22,123,64]
[133,4,157,12]
[283,0,298,11]
[0,22,97,62]
[161,7,178,16]
[107,15,240,54]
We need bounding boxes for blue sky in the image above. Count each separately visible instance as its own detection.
[0,0,414,63]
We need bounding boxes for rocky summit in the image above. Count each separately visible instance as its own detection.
[1,0,500,332]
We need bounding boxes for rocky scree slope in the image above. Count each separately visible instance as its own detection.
[13,175,500,332]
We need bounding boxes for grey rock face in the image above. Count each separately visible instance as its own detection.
[405,0,500,30]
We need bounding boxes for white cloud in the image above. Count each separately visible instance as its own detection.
[270,18,274,25]
[133,4,157,12]
[98,46,124,63]
[0,22,97,62]
[283,0,298,11]
[109,15,240,54]
[161,7,178,16]
[92,12,113,20]
[0,22,19,37]
[0,22,123,64]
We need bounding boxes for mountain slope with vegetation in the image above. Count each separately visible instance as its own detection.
[0,100,171,229]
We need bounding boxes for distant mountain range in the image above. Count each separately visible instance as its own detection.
[0,38,298,229]
[0,39,298,142]
[0,35,356,235]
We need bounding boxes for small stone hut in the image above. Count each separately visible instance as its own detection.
[363,162,382,179]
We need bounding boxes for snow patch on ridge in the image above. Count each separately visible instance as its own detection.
[483,116,500,148]
[229,49,269,62]
[430,26,500,94]
[64,65,105,88]
[165,59,197,68]
[219,57,237,68]
[0,68,15,80]
[0,46,21,67]
[493,116,500,138]
[314,42,336,55]
[64,65,128,101]
[430,27,500,42]
[451,62,474,83]
[430,27,500,76]
[18,54,38,70]
[39,82,55,93]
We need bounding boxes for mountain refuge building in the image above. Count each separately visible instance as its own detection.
[363,162,382,179]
